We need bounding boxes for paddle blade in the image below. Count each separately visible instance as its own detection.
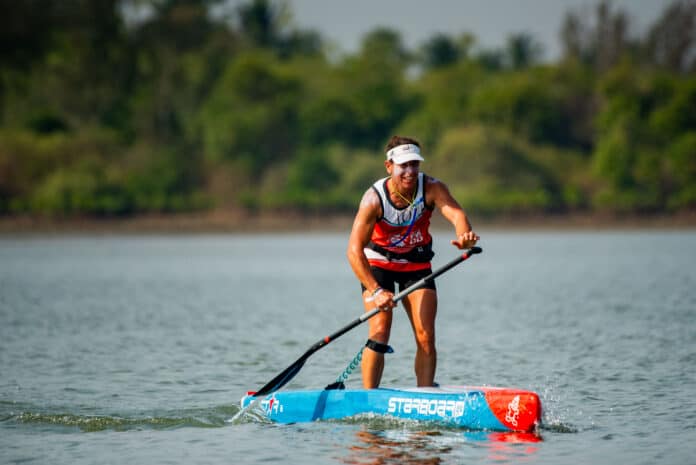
[253,358,307,397]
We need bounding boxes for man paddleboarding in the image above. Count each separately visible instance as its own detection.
[347,135,479,388]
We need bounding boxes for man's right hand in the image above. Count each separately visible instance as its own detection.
[366,287,396,311]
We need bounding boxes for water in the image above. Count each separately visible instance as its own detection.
[1,230,695,464]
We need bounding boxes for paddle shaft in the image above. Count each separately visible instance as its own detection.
[252,247,482,397]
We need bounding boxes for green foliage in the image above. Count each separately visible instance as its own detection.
[255,145,382,213]
[196,51,302,178]
[665,132,696,209]
[287,150,339,191]
[420,34,461,70]
[1,0,695,217]
[0,128,121,210]
[468,68,584,147]
[428,125,584,215]
[505,33,544,69]
[592,66,696,212]
[397,62,487,149]
[31,167,125,215]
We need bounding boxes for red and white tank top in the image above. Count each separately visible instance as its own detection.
[365,172,433,272]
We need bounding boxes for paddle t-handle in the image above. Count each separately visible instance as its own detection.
[250,247,483,397]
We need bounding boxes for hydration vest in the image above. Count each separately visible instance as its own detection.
[365,172,434,272]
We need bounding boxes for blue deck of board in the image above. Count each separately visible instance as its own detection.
[241,386,521,431]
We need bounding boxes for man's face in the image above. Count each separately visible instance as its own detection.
[387,160,420,189]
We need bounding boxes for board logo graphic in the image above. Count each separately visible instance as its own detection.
[387,397,465,418]
[505,395,520,427]
[261,395,283,414]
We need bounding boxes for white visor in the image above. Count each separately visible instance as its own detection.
[386,144,425,164]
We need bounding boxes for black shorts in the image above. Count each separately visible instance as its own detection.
[361,266,436,294]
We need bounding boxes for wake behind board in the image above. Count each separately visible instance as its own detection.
[241,385,541,432]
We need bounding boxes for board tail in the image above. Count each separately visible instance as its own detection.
[481,388,541,432]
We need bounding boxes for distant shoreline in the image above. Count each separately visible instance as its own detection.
[2,210,695,235]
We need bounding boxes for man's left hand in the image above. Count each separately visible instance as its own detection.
[451,231,479,249]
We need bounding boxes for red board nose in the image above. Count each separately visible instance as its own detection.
[484,389,542,432]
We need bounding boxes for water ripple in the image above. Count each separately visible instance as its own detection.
[4,406,239,432]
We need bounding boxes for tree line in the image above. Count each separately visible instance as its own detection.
[1,0,694,218]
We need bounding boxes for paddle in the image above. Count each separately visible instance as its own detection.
[249,246,482,398]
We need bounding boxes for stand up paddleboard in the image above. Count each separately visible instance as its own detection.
[241,385,541,432]
[242,249,542,432]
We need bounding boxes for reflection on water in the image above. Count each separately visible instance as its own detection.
[478,431,542,462]
[341,430,449,465]
[340,428,541,464]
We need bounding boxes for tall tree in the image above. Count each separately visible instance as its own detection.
[645,0,696,73]
[559,0,632,71]
[420,34,460,70]
[237,0,284,48]
[505,33,544,69]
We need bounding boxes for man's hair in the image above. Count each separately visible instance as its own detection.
[385,135,421,152]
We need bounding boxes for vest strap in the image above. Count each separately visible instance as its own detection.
[367,241,434,263]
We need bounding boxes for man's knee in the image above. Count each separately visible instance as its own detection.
[368,323,390,342]
[415,331,436,353]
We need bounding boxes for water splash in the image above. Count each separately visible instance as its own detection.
[226,398,273,425]
[536,379,580,433]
